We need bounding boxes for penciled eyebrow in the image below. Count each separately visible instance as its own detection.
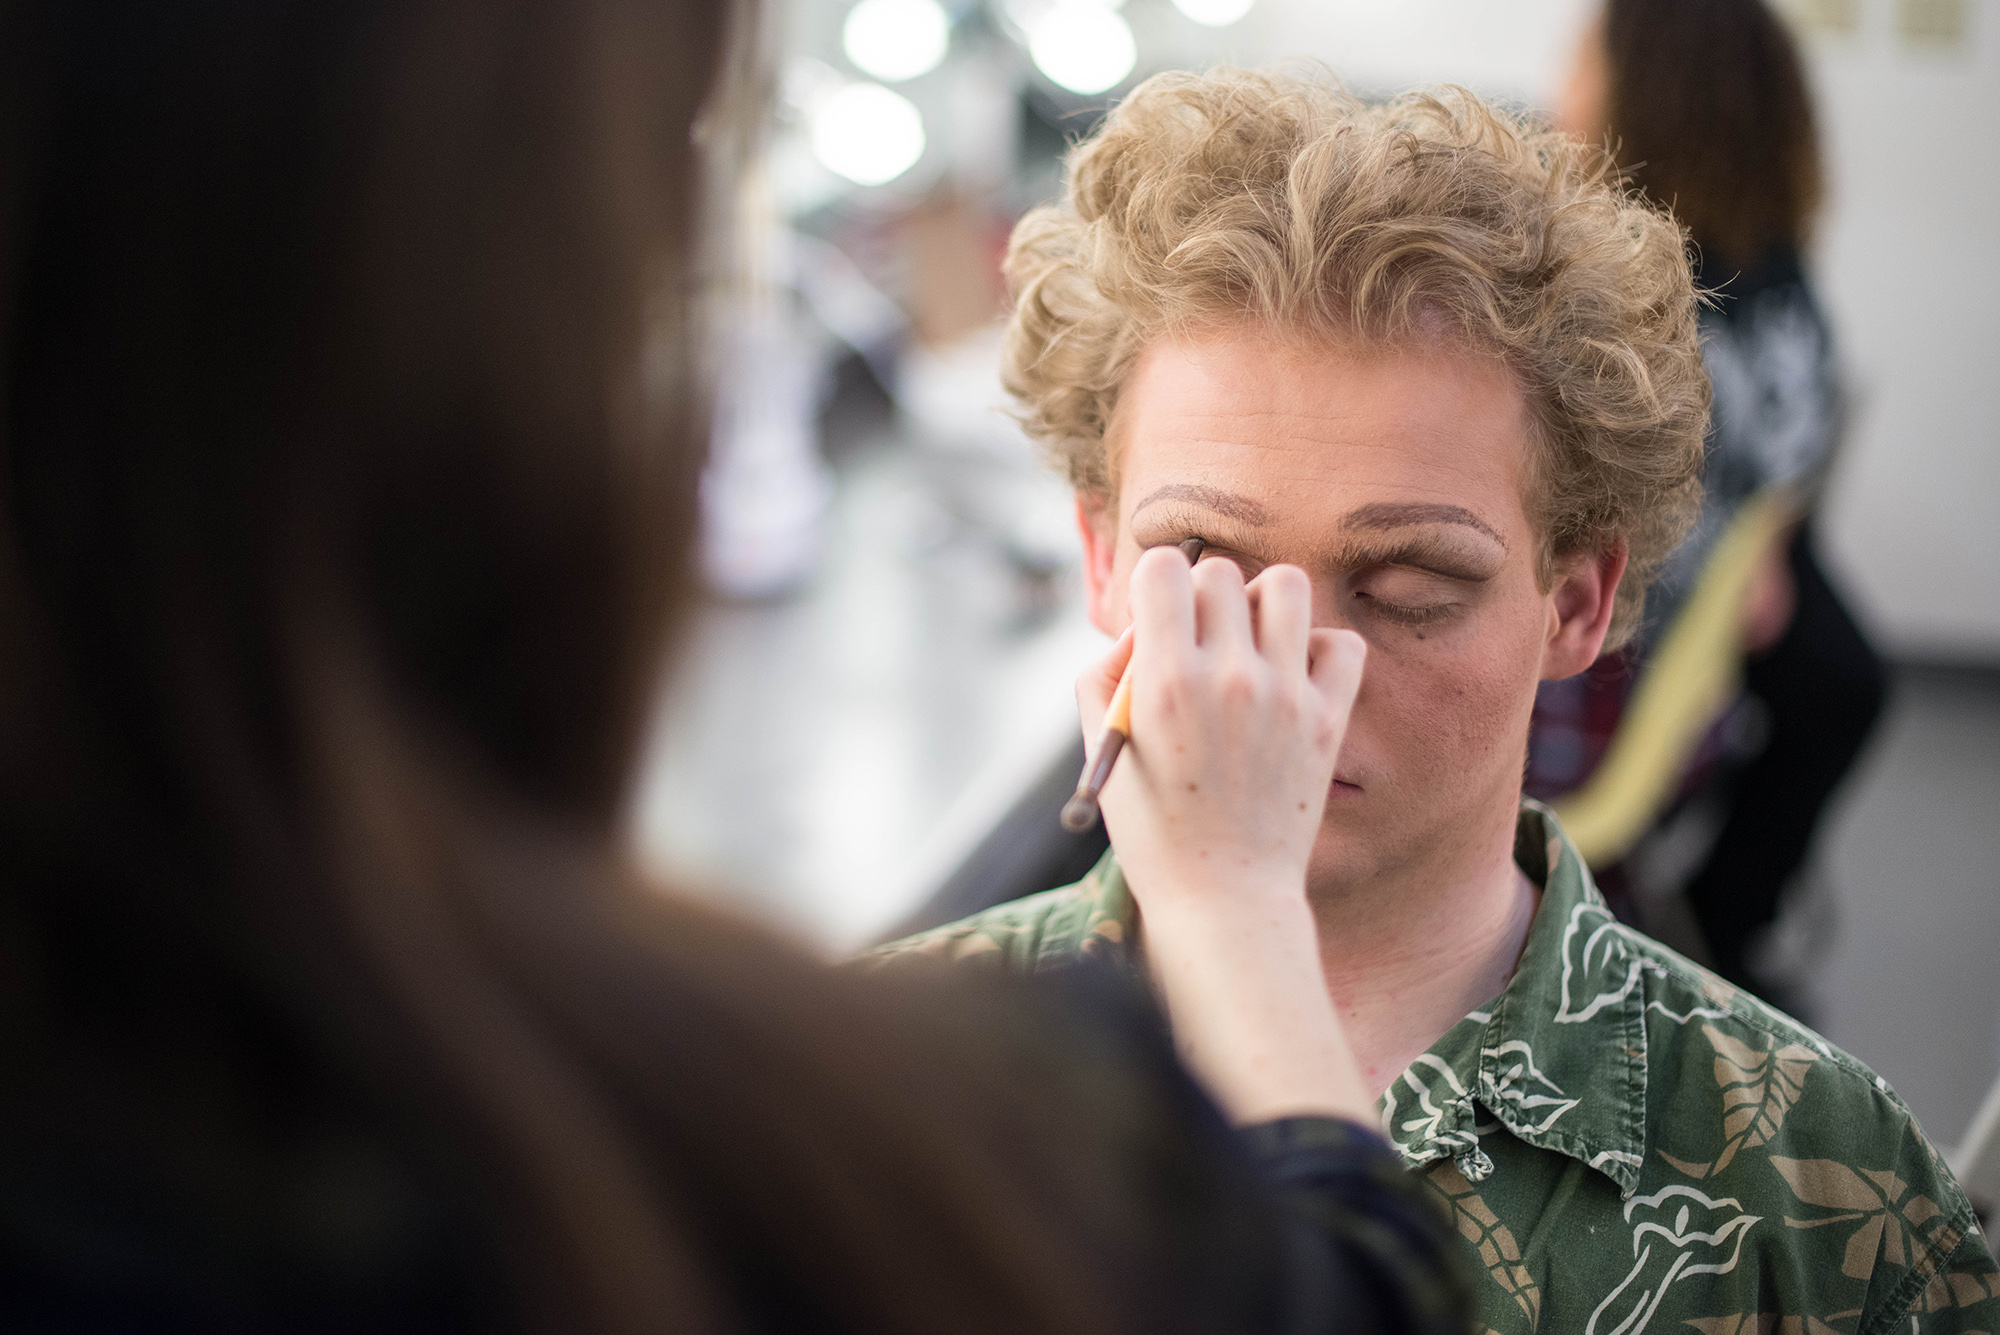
[1128,488,1504,553]
[1328,533,1503,582]
[1129,489,1507,582]
[1340,501,1505,548]
[1129,483,1271,526]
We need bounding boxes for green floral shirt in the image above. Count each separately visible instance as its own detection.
[867,802,2000,1334]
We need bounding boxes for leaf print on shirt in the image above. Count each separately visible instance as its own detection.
[1383,1054,1486,1173]
[1585,1185,1761,1335]
[1913,1257,2000,1315]
[1659,1025,1817,1180]
[1647,971,1742,1027]
[1914,1261,2000,1313]
[1770,1156,1957,1289]
[1426,1160,1541,1330]
[1554,902,1654,1025]
[1682,1317,1846,1334]
[1481,1040,1581,1135]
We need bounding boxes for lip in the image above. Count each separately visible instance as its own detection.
[1329,777,1363,797]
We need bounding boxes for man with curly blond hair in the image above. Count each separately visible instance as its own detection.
[871,70,1998,1329]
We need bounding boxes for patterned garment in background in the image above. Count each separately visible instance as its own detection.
[865,803,2000,1333]
[1524,247,1842,803]
[1524,648,1641,803]
[1651,247,1842,632]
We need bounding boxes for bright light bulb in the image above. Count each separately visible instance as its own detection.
[809,82,927,186]
[841,0,950,82]
[1029,5,1136,95]
[1169,0,1253,25]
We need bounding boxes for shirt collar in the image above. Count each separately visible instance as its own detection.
[1378,802,1650,1195]
[1083,801,1653,1196]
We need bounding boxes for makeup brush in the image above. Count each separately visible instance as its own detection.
[1059,537,1206,833]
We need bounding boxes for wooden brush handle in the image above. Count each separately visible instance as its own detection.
[1059,537,1204,833]
[1103,660,1136,738]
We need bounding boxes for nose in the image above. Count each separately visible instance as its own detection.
[1307,574,1355,635]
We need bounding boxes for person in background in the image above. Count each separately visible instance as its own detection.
[1548,0,1891,995]
[0,1,1473,1331]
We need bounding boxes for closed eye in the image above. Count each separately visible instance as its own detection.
[1353,590,1459,627]
[1350,566,1466,629]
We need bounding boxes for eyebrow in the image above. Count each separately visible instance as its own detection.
[1128,502,1505,582]
[1130,483,1270,526]
[1340,501,1504,548]
[1329,533,1502,582]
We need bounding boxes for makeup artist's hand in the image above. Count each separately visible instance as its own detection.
[1079,547,1364,907]
[1075,547,1374,1125]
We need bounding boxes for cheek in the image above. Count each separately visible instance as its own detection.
[1345,606,1548,785]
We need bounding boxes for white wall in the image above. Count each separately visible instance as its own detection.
[1240,0,2000,660]
[1807,6,2000,660]
[1237,0,1594,99]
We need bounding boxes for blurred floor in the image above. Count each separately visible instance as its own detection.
[1810,663,2000,1152]
[632,421,1100,950]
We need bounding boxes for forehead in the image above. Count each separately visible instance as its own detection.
[1108,331,1534,539]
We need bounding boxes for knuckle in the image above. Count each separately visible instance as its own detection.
[1132,546,1182,590]
[1217,664,1262,705]
[1193,556,1243,590]
[1266,563,1310,598]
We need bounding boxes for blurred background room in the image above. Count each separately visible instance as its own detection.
[633,0,1999,1204]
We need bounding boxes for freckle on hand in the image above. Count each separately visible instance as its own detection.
[1186,782,1198,792]
[1298,801,1307,810]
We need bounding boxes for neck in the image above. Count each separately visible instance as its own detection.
[1310,801,1540,1102]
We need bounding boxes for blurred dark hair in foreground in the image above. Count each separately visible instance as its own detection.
[0,3,1324,1330]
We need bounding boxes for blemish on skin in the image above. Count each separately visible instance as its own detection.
[1298,802,1307,811]
[1186,782,1198,792]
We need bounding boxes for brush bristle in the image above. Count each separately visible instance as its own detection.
[1059,792,1100,832]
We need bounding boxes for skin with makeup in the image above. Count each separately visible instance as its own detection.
[1073,328,1625,1113]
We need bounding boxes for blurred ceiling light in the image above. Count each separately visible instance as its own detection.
[842,0,950,82]
[1028,3,1137,95]
[808,81,927,186]
[1169,0,1253,25]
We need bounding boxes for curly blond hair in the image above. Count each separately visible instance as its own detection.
[1002,68,1708,645]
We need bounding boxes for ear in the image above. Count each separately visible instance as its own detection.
[1540,540,1628,681]
[1075,492,1123,637]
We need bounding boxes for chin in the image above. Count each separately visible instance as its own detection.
[1306,820,1385,896]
